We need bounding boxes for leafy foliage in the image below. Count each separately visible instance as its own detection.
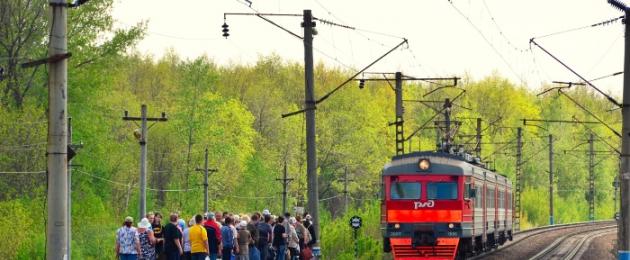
[0,4,623,258]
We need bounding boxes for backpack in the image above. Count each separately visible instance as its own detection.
[221,225,234,248]
[205,225,219,252]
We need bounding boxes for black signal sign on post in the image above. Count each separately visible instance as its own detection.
[350,215,362,257]
[350,215,362,229]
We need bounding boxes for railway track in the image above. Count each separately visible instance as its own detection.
[471,220,616,260]
[529,225,616,260]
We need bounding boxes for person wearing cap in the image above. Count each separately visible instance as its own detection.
[236,221,252,260]
[189,214,210,260]
[138,218,157,260]
[203,212,222,260]
[116,216,142,260]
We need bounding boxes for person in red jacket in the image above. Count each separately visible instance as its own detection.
[203,212,222,260]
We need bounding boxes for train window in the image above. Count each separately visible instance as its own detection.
[507,192,512,209]
[498,191,504,209]
[427,182,458,200]
[486,188,495,208]
[474,185,482,208]
[390,182,421,200]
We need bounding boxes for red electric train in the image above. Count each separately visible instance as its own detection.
[381,151,513,259]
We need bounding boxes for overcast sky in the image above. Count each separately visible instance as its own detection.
[112,0,626,94]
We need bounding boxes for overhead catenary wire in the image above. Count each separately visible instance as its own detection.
[530,39,622,109]
[481,0,526,53]
[447,0,525,84]
[281,38,408,118]
[557,89,621,137]
[532,15,624,40]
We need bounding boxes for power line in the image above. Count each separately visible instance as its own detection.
[481,0,526,53]
[447,0,525,84]
[75,169,202,192]
[0,171,46,174]
[115,21,221,41]
[532,15,624,40]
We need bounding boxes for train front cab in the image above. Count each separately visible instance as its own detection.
[381,153,513,259]
[381,155,472,259]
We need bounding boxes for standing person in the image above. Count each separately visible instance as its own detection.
[146,212,155,231]
[237,221,252,260]
[294,216,311,260]
[203,212,222,260]
[303,215,316,249]
[178,218,187,253]
[163,213,184,260]
[214,212,223,227]
[116,216,142,260]
[247,214,260,260]
[287,218,300,260]
[152,212,165,260]
[256,214,272,260]
[272,216,287,260]
[221,216,238,259]
[138,218,157,260]
[294,216,308,252]
[183,218,194,260]
[189,214,210,260]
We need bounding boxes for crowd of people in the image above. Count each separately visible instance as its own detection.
[115,209,317,260]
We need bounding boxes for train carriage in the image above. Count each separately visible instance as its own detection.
[381,151,513,259]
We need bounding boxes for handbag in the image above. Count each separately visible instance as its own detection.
[300,247,312,260]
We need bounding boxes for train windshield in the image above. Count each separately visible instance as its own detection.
[427,182,458,200]
[390,182,421,200]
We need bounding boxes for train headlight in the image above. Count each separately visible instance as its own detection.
[448,223,455,229]
[394,223,400,229]
[418,159,431,171]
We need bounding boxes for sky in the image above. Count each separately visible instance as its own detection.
[111,0,627,95]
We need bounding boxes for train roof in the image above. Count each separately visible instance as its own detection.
[382,151,511,186]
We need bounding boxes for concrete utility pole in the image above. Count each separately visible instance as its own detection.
[549,134,555,225]
[47,1,69,258]
[196,148,217,213]
[277,161,295,215]
[515,127,523,231]
[123,105,167,220]
[340,167,354,214]
[302,9,321,254]
[589,133,595,221]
